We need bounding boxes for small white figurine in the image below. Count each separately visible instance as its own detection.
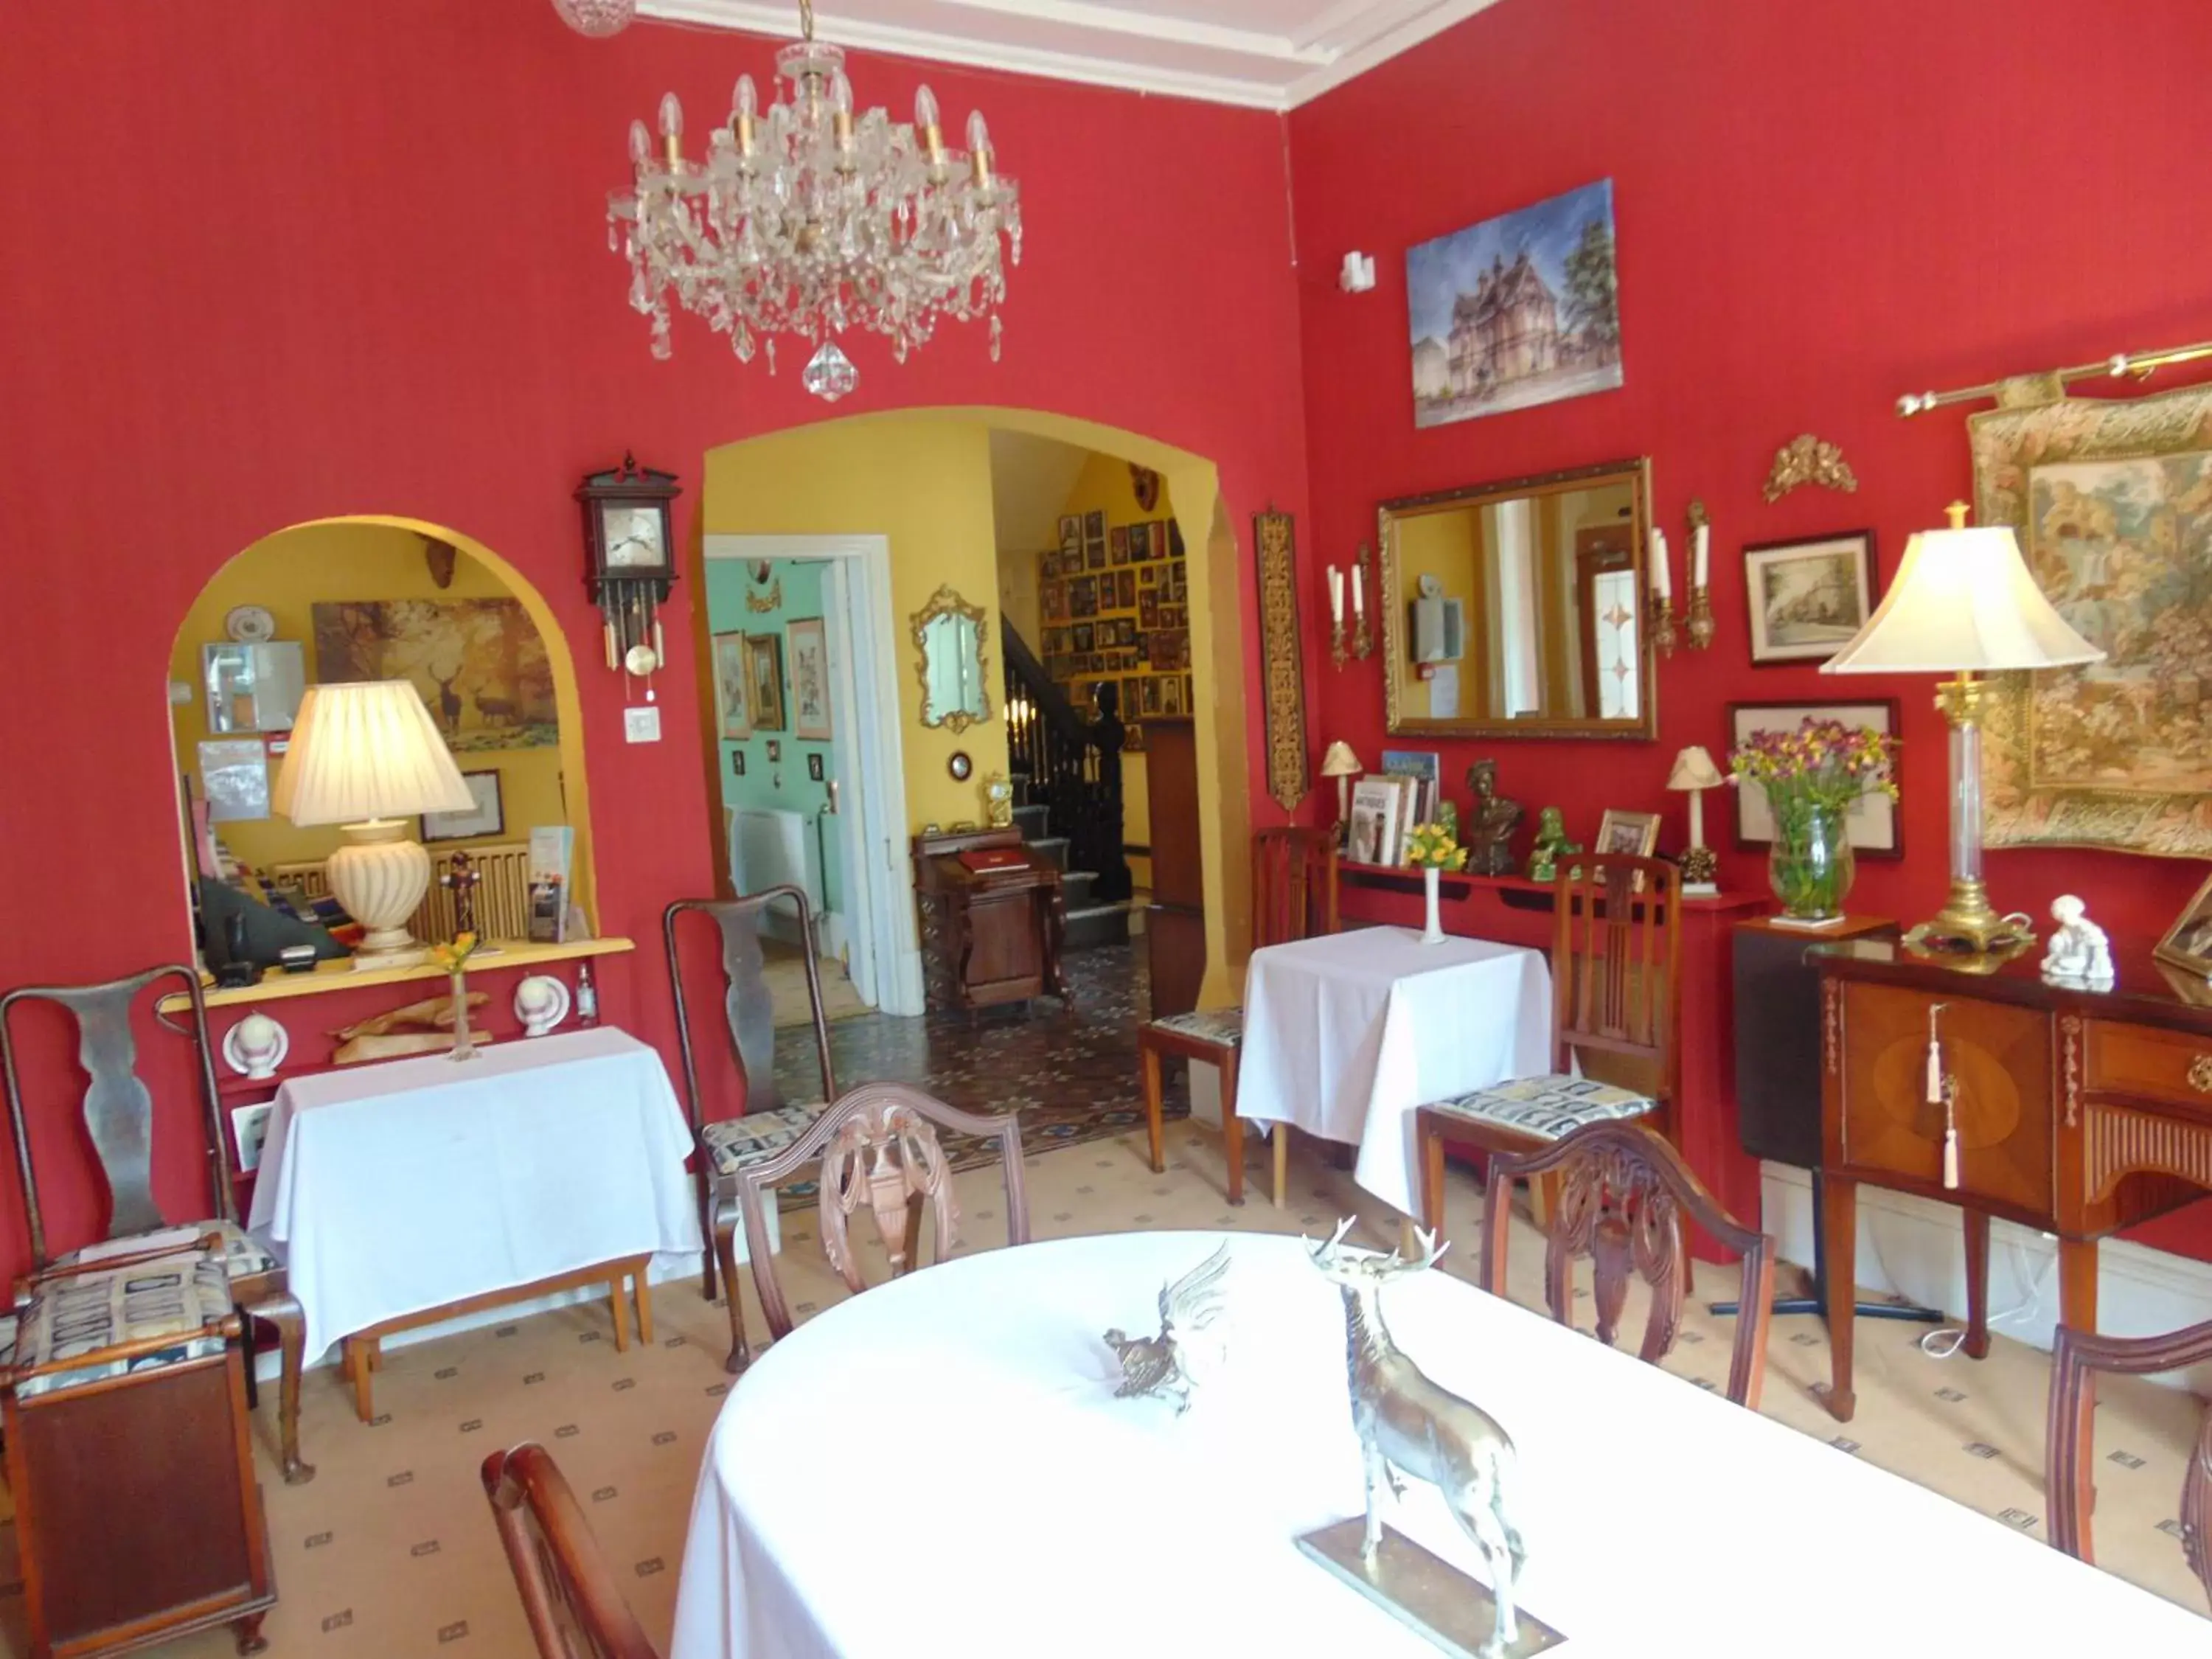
[514,974,572,1037]
[223,1012,288,1079]
[2042,894,2115,988]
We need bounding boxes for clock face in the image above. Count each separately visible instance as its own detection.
[600,504,666,569]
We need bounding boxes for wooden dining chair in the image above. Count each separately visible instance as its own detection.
[1136,825,1339,1208]
[733,1081,1029,1349]
[0,963,315,1485]
[481,1442,659,1659]
[664,888,837,1373]
[1481,1120,1775,1408]
[1416,853,1680,1242]
[2046,1317,2212,1598]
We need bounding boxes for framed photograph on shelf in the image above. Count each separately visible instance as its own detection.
[786,617,832,741]
[231,1102,274,1175]
[422,768,504,842]
[1743,532,1877,664]
[2155,871,2212,979]
[1593,807,1660,858]
[745,633,787,731]
[1726,698,1903,858]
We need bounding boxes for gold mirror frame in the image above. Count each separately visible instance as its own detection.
[1378,456,1655,741]
[910,583,992,733]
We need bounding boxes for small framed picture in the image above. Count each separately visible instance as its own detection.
[1138,563,1159,588]
[766,739,782,762]
[1041,552,1060,580]
[1133,523,1155,560]
[746,633,787,731]
[731,749,746,776]
[1086,541,1108,571]
[1169,519,1186,558]
[231,1102,274,1174]
[422,768,503,842]
[1116,570,1136,608]
[1058,515,1080,547]
[1139,591,1161,629]
[1727,698,1903,858]
[1110,526,1128,562]
[1163,675,1184,715]
[807,753,826,782]
[1084,509,1105,540]
[1593,807,1660,858]
[2156,872,2212,978]
[712,630,753,739]
[1743,532,1877,664]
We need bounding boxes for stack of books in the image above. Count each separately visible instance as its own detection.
[1345,751,1442,866]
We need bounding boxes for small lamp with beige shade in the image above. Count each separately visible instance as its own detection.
[1823,501,2104,953]
[1666,743,1724,894]
[1319,741,1363,829]
[271,681,477,968]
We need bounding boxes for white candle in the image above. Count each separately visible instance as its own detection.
[1649,528,1672,601]
[1352,560,1365,619]
[1328,565,1344,623]
[1692,523,1711,589]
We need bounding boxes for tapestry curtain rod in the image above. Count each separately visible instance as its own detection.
[1896,338,2212,417]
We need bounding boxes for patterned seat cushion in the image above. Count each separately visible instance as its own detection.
[703,1103,824,1178]
[58,1219,280,1284]
[12,1244,233,1400]
[1427,1074,1655,1141]
[1145,1007,1244,1050]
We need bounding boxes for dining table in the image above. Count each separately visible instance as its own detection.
[665,1230,2201,1658]
[1232,926,1552,1215]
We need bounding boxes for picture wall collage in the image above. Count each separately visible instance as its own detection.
[1037,508,1194,753]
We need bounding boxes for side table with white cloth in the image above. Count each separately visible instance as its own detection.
[1234,928,1551,1215]
[247,1026,702,1419]
[667,1231,2202,1659]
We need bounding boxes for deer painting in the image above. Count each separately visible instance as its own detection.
[472,689,520,728]
[1306,1219,1527,1658]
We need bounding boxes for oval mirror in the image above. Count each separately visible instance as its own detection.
[912,585,992,731]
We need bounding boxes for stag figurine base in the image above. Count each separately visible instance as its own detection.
[1297,1519,1564,1659]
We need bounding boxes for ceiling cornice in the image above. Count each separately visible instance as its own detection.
[636,0,1507,111]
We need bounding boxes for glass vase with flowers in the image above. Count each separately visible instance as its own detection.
[1729,719,1898,922]
[1403,822,1470,945]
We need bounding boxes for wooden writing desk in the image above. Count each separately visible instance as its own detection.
[1813,939,2212,1420]
[912,828,1068,1016]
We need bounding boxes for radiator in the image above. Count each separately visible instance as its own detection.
[728,807,820,916]
[274,840,535,943]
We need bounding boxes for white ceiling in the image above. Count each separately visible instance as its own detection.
[638,0,1509,110]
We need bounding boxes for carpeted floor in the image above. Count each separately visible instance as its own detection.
[759,942,872,1029]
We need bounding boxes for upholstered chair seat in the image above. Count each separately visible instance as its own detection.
[701,1103,825,1179]
[10,1243,233,1402]
[1427,1075,1655,1141]
[1146,1007,1244,1048]
[55,1217,280,1282]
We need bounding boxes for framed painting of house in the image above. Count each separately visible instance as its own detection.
[1407,178,1623,428]
[1743,532,1876,664]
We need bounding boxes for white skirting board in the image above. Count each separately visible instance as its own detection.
[255,1206,780,1383]
[1761,1162,2212,1379]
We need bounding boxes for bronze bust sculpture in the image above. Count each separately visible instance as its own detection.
[1465,760,1523,877]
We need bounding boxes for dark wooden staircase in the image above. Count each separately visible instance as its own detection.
[1001,619,1131,953]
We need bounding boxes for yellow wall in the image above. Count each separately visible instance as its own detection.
[170,521,567,872]
[701,417,1009,834]
[1394,508,1483,720]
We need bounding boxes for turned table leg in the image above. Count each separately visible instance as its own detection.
[1821,1173,1858,1422]
[2060,1235,2101,1550]
[1962,1210,1992,1360]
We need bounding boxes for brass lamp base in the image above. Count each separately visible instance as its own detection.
[1902,877,2033,956]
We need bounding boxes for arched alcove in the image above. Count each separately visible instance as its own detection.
[167,514,598,967]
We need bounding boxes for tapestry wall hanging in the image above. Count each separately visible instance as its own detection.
[1970,380,2212,857]
[1253,507,1311,813]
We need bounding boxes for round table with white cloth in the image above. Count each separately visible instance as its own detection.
[667,1231,2203,1659]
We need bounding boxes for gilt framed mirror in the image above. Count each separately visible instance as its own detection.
[911,584,992,732]
[1378,456,1654,740]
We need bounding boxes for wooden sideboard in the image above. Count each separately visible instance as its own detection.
[912,828,1068,1017]
[1813,939,2212,1422]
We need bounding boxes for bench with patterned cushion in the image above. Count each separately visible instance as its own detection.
[57,1219,279,1283]
[10,1244,234,1401]
[1144,1007,1245,1050]
[702,1103,826,1178]
[1427,1074,1655,1141]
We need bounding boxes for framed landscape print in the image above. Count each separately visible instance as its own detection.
[745,633,786,731]
[712,630,752,739]
[422,768,503,842]
[1969,382,2212,858]
[1742,532,1875,664]
[1727,698,1902,858]
[786,616,832,741]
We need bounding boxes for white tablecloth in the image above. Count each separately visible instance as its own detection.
[1234,928,1551,1213]
[246,1026,703,1361]
[669,1231,2202,1659]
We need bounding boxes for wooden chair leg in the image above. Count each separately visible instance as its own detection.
[1271,1124,1287,1209]
[900,1191,925,1273]
[256,1291,315,1485]
[1419,1119,1448,1240]
[608,1276,630,1351]
[715,1220,751,1374]
[1140,1041,1167,1175]
[1220,1050,1245,1207]
[633,1269,655,1346]
[1529,1170,1560,1232]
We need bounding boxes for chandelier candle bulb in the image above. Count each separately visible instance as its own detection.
[968,111,992,187]
[658,91,682,164]
[916,85,943,164]
[733,74,758,155]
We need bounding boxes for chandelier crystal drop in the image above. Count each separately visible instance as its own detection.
[605,0,1020,400]
[552,0,636,38]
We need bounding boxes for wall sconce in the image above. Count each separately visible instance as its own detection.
[1684,500,1716,651]
[1648,522,1677,656]
[1327,543,1374,668]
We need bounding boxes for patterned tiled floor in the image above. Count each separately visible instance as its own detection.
[6,945,2202,1655]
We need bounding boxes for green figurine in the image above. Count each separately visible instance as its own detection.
[1526,806,1582,883]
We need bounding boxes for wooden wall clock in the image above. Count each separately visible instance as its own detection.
[576,452,680,693]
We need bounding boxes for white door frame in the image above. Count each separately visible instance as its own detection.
[703,533,925,1017]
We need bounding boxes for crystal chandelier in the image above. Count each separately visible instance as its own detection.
[605,0,1021,402]
[552,0,636,38]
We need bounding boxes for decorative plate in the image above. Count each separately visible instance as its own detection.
[225,604,276,644]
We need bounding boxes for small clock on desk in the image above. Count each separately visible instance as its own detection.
[576,453,681,686]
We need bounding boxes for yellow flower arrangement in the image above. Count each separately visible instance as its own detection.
[430,931,481,975]
[1403,822,1470,872]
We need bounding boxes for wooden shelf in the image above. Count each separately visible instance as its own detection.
[158,936,635,1013]
[1340,860,1762,917]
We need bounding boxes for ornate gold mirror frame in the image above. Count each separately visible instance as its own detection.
[1253,507,1311,812]
[1378,456,1655,741]
[910,584,992,734]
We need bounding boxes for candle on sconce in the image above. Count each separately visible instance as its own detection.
[1692,522,1711,588]
[1328,564,1345,622]
[1351,559,1364,619]
[1649,527,1672,601]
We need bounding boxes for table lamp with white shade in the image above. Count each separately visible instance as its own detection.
[271,680,477,968]
[1319,740,1363,827]
[1667,744,1724,895]
[1823,501,2104,953]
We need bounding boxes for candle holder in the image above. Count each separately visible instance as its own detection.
[1652,597,1679,655]
[1684,500,1717,651]
[1329,614,1349,669]
[1351,542,1374,660]
[1326,545,1375,669]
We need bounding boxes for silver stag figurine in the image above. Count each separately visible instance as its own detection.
[1105,1241,1231,1413]
[1307,1219,1527,1658]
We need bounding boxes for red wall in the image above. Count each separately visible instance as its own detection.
[0,0,1310,1279]
[1286,0,2212,1252]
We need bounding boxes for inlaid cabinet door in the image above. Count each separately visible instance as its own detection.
[1835,981,2053,1218]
